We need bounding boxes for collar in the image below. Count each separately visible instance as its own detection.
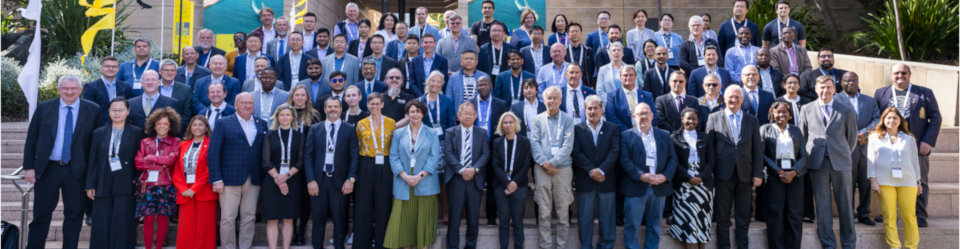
[819,99,834,107]
[143,92,160,100]
[246,51,261,59]
[237,114,254,123]
[845,92,859,99]
[670,91,685,99]
[101,76,116,85]
[622,85,639,93]
[365,79,376,85]
[261,87,276,94]
[782,95,800,102]
[290,50,303,57]
[723,108,743,117]
[478,95,491,103]
[262,25,274,32]
[59,98,80,110]
[317,44,330,51]
[210,102,226,110]
[327,118,343,127]
[423,53,435,61]
[211,75,225,82]
[566,84,581,92]
[683,129,697,137]
[462,70,476,77]
[460,124,473,132]
[589,120,603,131]
[525,98,539,106]
[705,93,721,103]
[637,126,653,136]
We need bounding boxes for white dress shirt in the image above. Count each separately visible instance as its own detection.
[638,127,657,171]
[682,129,699,163]
[237,115,258,146]
[565,85,585,122]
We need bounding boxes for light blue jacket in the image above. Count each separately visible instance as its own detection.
[389,125,441,200]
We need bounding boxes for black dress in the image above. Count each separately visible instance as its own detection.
[261,128,305,220]
[344,109,370,126]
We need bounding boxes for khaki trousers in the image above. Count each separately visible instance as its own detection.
[533,166,573,249]
[219,177,261,249]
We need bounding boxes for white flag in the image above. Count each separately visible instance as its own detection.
[17,0,42,120]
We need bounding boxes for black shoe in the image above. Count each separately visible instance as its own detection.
[803,217,815,223]
[918,218,928,227]
[85,216,93,226]
[616,218,624,227]
[755,216,766,222]
[858,217,876,226]
[486,219,496,226]
[169,215,178,224]
[163,239,169,247]
[294,234,306,246]
[875,215,883,223]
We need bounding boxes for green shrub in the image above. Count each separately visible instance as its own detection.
[40,0,138,61]
[851,0,959,61]
[1,57,61,121]
[743,0,828,50]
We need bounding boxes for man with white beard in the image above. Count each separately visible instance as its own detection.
[378,68,414,127]
[194,29,227,68]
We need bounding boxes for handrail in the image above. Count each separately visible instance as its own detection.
[2,166,32,249]
[1,167,24,180]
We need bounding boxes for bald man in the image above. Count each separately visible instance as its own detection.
[127,70,181,131]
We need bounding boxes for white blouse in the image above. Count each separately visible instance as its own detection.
[867,132,921,187]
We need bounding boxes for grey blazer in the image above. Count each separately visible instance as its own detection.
[833,92,881,157]
[435,33,478,73]
[251,88,291,122]
[295,78,330,103]
[797,100,858,171]
[264,38,292,63]
[242,79,287,93]
[321,53,361,86]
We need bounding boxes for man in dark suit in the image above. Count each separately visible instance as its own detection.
[82,55,133,127]
[407,33,448,97]
[128,70,181,131]
[192,55,242,115]
[520,26,549,75]
[619,102,677,249]
[873,63,942,227]
[655,70,702,132]
[276,32,314,89]
[443,101,491,249]
[698,74,727,114]
[363,35,398,82]
[835,72,880,226]
[395,35,422,95]
[706,84,763,249]
[756,47,785,96]
[176,46,212,87]
[678,17,721,77]
[559,63,596,124]
[798,76,859,249]
[687,45,734,98]
[564,23,596,88]
[509,79,546,137]
[23,75,101,249]
[740,65,776,126]
[195,28,227,68]
[232,34,275,82]
[198,82,236,132]
[353,62,388,112]
[158,60,194,132]
[477,22,516,84]
[799,47,847,100]
[605,65,657,132]
[572,94,621,249]
[208,92,269,249]
[467,76,509,225]
[305,28,334,60]
[593,25,638,77]
[642,46,673,98]
[304,98,359,249]
[384,22,415,61]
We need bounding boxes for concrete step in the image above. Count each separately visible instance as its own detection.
[932,127,958,153]
[11,217,959,249]
[2,153,23,169]
[2,140,25,153]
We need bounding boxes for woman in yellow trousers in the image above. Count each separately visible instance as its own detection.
[868,107,921,249]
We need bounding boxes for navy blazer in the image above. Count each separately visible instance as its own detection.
[759,66,785,97]
[232,53,276,82]
[207,114,269,186]
[741,87,776,125]
[199,105,237,129]
[604,88,657,132]
[442,125,491,190]
[642,65,674,99]
[559,85,597,120]
[571,121,621,193]
[655,94,704,132]
[407,54,449,97]
[687,66,735,98]
[304,121,360,188]
[385,39,414,61]
[490,135,533,188]
[509,100,546,137]
[670,129,715,189]
[874,84,942,149]
[127,95,181,131]
[305,47,335,60]
[492,70,536,103]
[584,30,608,53]
[276,52,315,89]
[175,65,212,88]
[520,45,550,75]
[564,45,596,88]
[477,42,517,83]
[23,98,101,179]
[353,80,388,112]
[82,78,134,126]
[468,96,510,141]
[678,38,722,76]
[191,75,242,115]
[618,127,678,197]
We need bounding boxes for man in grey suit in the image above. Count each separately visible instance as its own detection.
[251,67,291,122]
[362,35,397,82]
[295,58,327,104]
[443,101,491,249]
[175,46,212,87]
[834,72,880,226]
[436,13,478,74]
[158,59,194,132]
[264,16,292,62]
[798,75,858,249]
[242,56,284,92]
[322,34,361,85]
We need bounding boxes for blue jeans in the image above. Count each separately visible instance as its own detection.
[577,191,616,249]
[623,187,665,249]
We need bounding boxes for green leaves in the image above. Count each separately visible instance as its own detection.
[744,0,828,50]
[39,0,137,61]
[854,0,959,61]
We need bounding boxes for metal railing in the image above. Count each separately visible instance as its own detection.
[2,166,33,249]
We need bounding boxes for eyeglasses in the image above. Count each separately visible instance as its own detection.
[818,55,834,58]
[705,83,720,87]
[109,108,127,114]
[102,65,119,69]
[387,76,402,80]
[599,17,610,21]
[331,78,345,83]
[235,38,245,42]
[154,122,170,127]
[362,67,377,71]
[237,101,255,106]
[843,80,859,83]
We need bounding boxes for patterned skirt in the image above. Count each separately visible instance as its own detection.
[668,182,714,243]
[382,187,438,248]
[136,185,179,217]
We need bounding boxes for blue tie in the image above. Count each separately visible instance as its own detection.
[106,83,115,100]
[278,40,286,56]
[62,106,74,163]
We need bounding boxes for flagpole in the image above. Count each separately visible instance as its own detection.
[160,0,165,60]
[111,28,116,55]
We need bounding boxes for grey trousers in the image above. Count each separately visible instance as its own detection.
[811,160,856,249]
[850,149,872,218]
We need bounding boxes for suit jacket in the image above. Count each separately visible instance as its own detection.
[85,125,144,196]
[304,121,359,189]
[491,135,533,188]
[191,75,242,114]
[23,98,101,179]
[477,42,517,83]
[520,45,550,75]
[442,125,491,190]
[436,33,478,73]
[199,104,236,129]
[347,38,374,58]
[571,122,621,193]
[208,114,269,185]
[194,46,227,67]
[264,38,293,62]
[296,78,330,104]
[563,44,596,88]
[389,125,442,199]
[353,80,388,112]
[82,78,134,126]
[760,123,808,175]
[699,95,727,114]
[798,68,848,100]
[834,92,881,157]
[166,81,194,132]
[395,55,416,95]
[321,53,362,86]
[741,87,777,125]
[595,63,644,100]
[305,46,334,60]
[604,88,657,132]
[175,65,212,88]
[655,94,703,132]
[585,31,609,52]
[251,89,291,121]
[362,55,398,82]
[510,100,546,137]
[276,51,315,89]
[670,130,716,190]
[797,100,858,171]
[706,110,763,182]
[594,46,638,76]
[385,40,417,61]
[687,66,735,98]
[444,70,489,109]
[232,53,276,82]
[468,96,510,141]
[559,85,596,121]
[757,66,785,97]
[493,70,536,103]
[128,95,181,131]
[874,84,941,149]
[172,138,219,203]
[618,127,678,197]
[678,38,722,76]
[769,44,813,77]
[642,65,674,98]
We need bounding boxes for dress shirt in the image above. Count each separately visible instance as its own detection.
[682,129,699,163]
[705,65,724,87]
[523,99,539,129]
[775,125,795,159]
[536,62,569,94]
[237,115,258,146]
[315,45,331,59]
[51,99,80,160]
[262,27,277,46]
[478,96,492,132]
[783,43,799,74]
[638,127,658,170]
[627,28,656,59]
[245,51,262,80]
[704,94,721,110]
[670,91,686,111]
[275,36,289,57]
[335,21,360,42]
[725,44,759,81]
[422,53,436,79]
[207,102,227,130]
[846,92,860,115]
[529,45,545,75]
[303,30,317,51]
[325,119,343,150]
[758,66,774,93]
[259,89,276,120]
[159,83,174,97]
[289,50,303,82]
[566,85,585,122]
[724,108,743,143]
[309,79,322,102]
[102,77,117,100]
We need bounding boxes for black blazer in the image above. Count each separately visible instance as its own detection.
[304,122,360,188]
[642,65,673,99]
[395,55,414,95]
[442,125,491,190]
[490,135,533,188]
[23,98,101,180]
[799,68,847,100]
[348,38,374,58]
[571,122,621,193]
[775,96,812,126]
[655,94,704,132]
[520,45,550,74]
[564,44,596,88]
[82,78,134,126]
[85,125,144,196]
[759,66,785,97]
[670,130,715,190]
[678,38,722,77]
[362,55,398,82]
[477,42,517,83]
[509,100,546,137]
[127,95,181,132]
[706,110,763,182]
[760,123,808,176]
[277,52,315,89]
[167,81,195,133]
[468,96,510,142]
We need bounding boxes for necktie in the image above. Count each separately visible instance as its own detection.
[366,82,372,96]
[822,105,831,157]
[145,96,153,114]
[325,123,336,173]
[186,72,192,85]
[462,130,472,169]
[106,83,115,100]
[729,113,739,144]
[676,95,684,113]
[626,91,637,114]
[62,106,74,163]
[571,90,580,119]
[750,91,759,113]
[278,40,286,56]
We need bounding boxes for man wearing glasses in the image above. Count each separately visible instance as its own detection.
[586,11,613,53]
[353,59,388,112]
[363,35,398,82]
[379,68,415,126]
[83,55,134,127]
[798,47,846,100]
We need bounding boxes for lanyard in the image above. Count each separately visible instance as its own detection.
[345,20,357,40]
[202,50,213,67]
[784,44,798,72]
[567,44,584,65]
[729,18,743,44]
[504,137,517,175]
[132,59,153,83]
[654,64,668,87]
[510,73,523,100]
[327,122,338,151]
[886,133,903,167]
[409,125,422,159]
[737,45,755,65]
[552,64,566,87]
[777,18,791,42]
[418,24,427,40]
[109,128,123,158]
[183,142,201,171]
[693,38,705,57]
[890,83,912,108]
[154,137,162,156]
[335,56,345,72]
[423,95,441,127]
[369,115,386,154]
[545,114,564,145]
[277,128,294,163]
[477,98,492,127]
[660,32,673,49]
[493,45,504,65]
[820,68,835,82]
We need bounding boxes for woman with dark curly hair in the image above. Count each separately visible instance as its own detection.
[135,106,182,249]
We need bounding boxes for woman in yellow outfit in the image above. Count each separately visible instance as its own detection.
[868,107,922,249]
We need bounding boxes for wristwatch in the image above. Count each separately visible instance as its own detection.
[349,177,356,183]
[474,168,480,174]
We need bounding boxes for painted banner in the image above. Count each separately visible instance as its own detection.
[203,0,284,51]
[172,0,194,56]
[468,0,546,31]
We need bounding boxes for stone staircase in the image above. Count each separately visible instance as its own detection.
[2,122,957,248]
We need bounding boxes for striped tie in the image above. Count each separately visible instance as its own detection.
[462,130,472,169]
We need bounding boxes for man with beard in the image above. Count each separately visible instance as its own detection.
[379,68,415,126]
[494,50,536,104]
[316,69,349,120]
[755,47,785,96]
[295,58,327,104]
[195,29,226,68]
[176,46,212,88]
[306,28,334,60]
[799,47,847,100]
[353,59,388,112]
[265,16,292,61]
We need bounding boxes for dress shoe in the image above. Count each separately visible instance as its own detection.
[918,218,928,227]
[616,219,624,227]
[85,216,93,226]
[803,217,815,223]
[487,219,496,226]
[292,234,305,246]
[858,217,876,226]
[875,215,884,223]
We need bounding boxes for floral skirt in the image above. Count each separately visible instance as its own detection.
[136,185,178,217]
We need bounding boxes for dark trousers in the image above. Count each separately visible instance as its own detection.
[615,166,625,223]
[493,185,526,249]
[89,194,137,249]
[916,155,930,219]
[486,170,498,224]
[803,175,816,220]
[577,191,616,249]
[851,149,872,218]
[754,175,769,220]
[766,174,804,249]
[27,162,85,249]
[446,176,483,249]
[353,157,394,249]
[310,175,348,249]
[713,177,753,249]
[296,172,312,236]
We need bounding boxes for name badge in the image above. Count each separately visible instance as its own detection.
[375,153,385,165]
[431,127,443,136]
[781,159,792,170]
[398,99,406,104]
[697,58,705,66]
[410,157,417,169]
[133,81,142,90]
[512,99,520,105]
[325,152,335,165]
[109,157,122,172]
[646,157,655,168]
[279,162,291,175]
[892,167,903,178]
[688,169,698,177]
[147,170,160,183]
[551,145,560,155]
[492,65,501,75]
[186,174,196,184]
[667,49,675,59]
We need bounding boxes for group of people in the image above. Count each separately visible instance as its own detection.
[19,1,944,249]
